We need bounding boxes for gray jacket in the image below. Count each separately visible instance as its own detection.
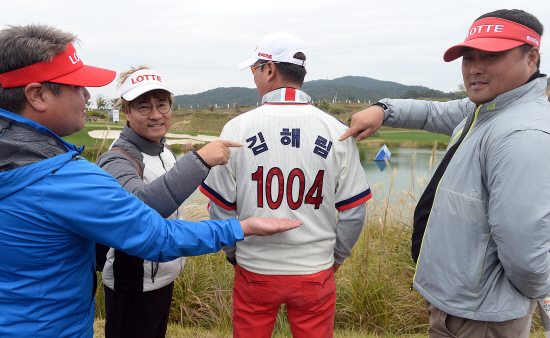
[96,126,210,292]
[380,76,550,321]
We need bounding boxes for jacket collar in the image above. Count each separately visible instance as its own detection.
[119,124,167,156]
[261,87,311,104]
[476,75,548,115]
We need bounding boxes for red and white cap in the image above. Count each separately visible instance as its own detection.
[238,32,306,69]
[118,69,173,101]
[444,17,542,62]
[0,43,115,88]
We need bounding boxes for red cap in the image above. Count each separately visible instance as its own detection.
[0,43,116,88]
[444,17,541,62]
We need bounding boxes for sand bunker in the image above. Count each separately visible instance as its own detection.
[88,130,218,145]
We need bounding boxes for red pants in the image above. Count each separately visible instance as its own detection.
[232,264,336,338]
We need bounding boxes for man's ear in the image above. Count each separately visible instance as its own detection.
[266,61,277,82]
[527,47,540,70]
[123,108,132,123]
[24,83,48,112]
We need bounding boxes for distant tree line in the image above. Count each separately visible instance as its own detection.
[400,88,464,100]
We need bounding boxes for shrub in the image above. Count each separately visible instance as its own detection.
[313,100,331,112]
[330,108,345,115]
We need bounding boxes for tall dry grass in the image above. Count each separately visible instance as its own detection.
[95,150,438,335]
[170,158,433,334]
[92,141,550,336]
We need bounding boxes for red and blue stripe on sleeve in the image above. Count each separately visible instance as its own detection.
[335,188,372,211]
[199,183,237,210]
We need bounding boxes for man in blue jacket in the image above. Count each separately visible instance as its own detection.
[0,24,301,338]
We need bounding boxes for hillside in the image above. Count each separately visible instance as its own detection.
[174,87,259,109]
[173,75,455,107]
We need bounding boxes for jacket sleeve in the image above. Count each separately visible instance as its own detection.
[97,151,209,218]
[208,201,239,261]
[380,98,476,136]
[334,203,366,264]
[485,129,550,298]
[333,135,369,264]
[42,161,243,262]
[200,138,240,261]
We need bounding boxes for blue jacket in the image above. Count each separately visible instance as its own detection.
[0,109,243,337]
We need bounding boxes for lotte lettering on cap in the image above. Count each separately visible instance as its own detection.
[443,17,541,62]
[0,43,115,88]
[119,69,173,101]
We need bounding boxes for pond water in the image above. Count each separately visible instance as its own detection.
[359,146,445,200]
[176,146,446,205]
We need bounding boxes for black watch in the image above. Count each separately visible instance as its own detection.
[371,101,388,111]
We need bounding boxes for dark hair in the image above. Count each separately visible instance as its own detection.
[477,9,543,69]
[0,24,76,113]
[260,52,307,86]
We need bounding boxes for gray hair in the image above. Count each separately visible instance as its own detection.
[0,24,78,113]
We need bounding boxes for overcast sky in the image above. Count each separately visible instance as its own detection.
[2,0,549,101]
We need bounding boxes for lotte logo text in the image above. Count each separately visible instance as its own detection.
[468,24,504,37]
[131,74,163,84]
[68,52,80,65]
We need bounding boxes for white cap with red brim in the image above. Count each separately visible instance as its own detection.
[118,69,173,101]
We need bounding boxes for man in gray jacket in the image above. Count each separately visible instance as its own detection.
[96,66,242,338]
[341,9,549,338]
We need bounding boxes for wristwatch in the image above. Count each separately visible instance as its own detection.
[371,101,388,111]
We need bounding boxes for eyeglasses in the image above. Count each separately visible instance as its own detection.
[132,101,171,116]
[251,61,280,74]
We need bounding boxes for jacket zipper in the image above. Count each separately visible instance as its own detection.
[90,264,97,311]
[151,261,159,283]
[52,154,82,174]
[410,105,481,291]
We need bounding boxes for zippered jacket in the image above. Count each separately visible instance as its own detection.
[380,76,550,321]
[0,109,243,338]
[97,126,210,292]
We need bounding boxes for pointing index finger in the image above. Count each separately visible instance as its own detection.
[339,127,358,141]
[220,140,243,147]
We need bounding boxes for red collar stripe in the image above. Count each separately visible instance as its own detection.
[284,88,296,101]
[0,43,83,88]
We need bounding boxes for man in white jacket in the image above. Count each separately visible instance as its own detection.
[201,32,371,338]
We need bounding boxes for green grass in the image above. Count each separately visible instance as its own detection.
[376,131,450,143]
[169,130,220,137]
[93,319,434,338]
[66,104,450,158]
[62,123,122,149]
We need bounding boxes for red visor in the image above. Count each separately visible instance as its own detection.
[444,17,541,62]
[0,43,115,88]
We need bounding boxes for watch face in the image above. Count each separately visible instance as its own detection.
[373,102,388,110]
